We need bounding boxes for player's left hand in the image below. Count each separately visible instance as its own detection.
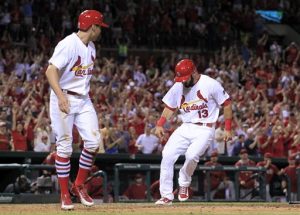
[224,130,232,142]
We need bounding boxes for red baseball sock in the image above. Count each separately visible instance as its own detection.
[55,155,71,195]
[75,148,95,186]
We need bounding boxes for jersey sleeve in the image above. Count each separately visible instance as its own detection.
[162,84,180,109]
[212,80,230,105]
[49,40,72,71]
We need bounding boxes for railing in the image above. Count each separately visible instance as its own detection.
[2,162,299,203]
[114,163,267,202]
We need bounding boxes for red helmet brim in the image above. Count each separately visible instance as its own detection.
[174,74,191,82]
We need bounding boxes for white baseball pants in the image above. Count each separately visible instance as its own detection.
[49,93,102,158]
[159,123,215,200]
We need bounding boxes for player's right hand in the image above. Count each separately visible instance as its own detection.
[155,126,164,139]
[58,95,70,114]
[223,130,232,142]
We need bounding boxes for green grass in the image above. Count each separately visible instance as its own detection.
[0,202,300,215]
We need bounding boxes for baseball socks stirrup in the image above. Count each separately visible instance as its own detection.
[178,186,189,201]
[72,148,96,206]
[155,197,172,205]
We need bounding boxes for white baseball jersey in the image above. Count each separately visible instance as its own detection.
[162,74,229,123]
[49,33,96,96]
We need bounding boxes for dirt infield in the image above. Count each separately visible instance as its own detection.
[0,202,300,215]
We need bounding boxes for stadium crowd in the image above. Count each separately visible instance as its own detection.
[0,0,300,50]
[0,0,300,159]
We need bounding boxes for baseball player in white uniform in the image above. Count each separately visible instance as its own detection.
[154,59,232,205]
[45,10,108,210]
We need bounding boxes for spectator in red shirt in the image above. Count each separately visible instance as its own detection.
[0,121,11,151]
[256,152,279,201]
[122,173,147,200]
[235,149,256,200]
[149,180,161,200]
[280,155,298,202]
[204,151,235,200]
[270,128,285,158]
[43,151,56,165]
[257,129,272,156]
[128,126,138,154]
[85,165,113,203]
[289,132,300,159]
[85,165,103,198]
[128,111,145,136]
[11,104,29,151]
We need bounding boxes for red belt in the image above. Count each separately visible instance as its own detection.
[62,89,81,96]
[195,122,214,128]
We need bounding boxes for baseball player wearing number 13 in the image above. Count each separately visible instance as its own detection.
[45,10,108,210]
[155,59,233,205]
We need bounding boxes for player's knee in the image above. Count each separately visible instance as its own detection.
[185,152,199,163]
[161,156,176,168]
[162,149,175,159]
[56,149,72,158]
[84,145,99,153]
[84,140,101,153]
[84,131,102,153]
[56,142,73,157]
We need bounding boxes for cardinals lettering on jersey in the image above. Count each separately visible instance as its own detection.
[71,55,95,77]
[180,90,208,114]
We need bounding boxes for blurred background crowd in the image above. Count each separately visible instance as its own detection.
[0,0,300,161]
[2,0,300,203]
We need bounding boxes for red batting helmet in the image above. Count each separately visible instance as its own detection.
[174,59,196,82]
[78,10,109,31]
